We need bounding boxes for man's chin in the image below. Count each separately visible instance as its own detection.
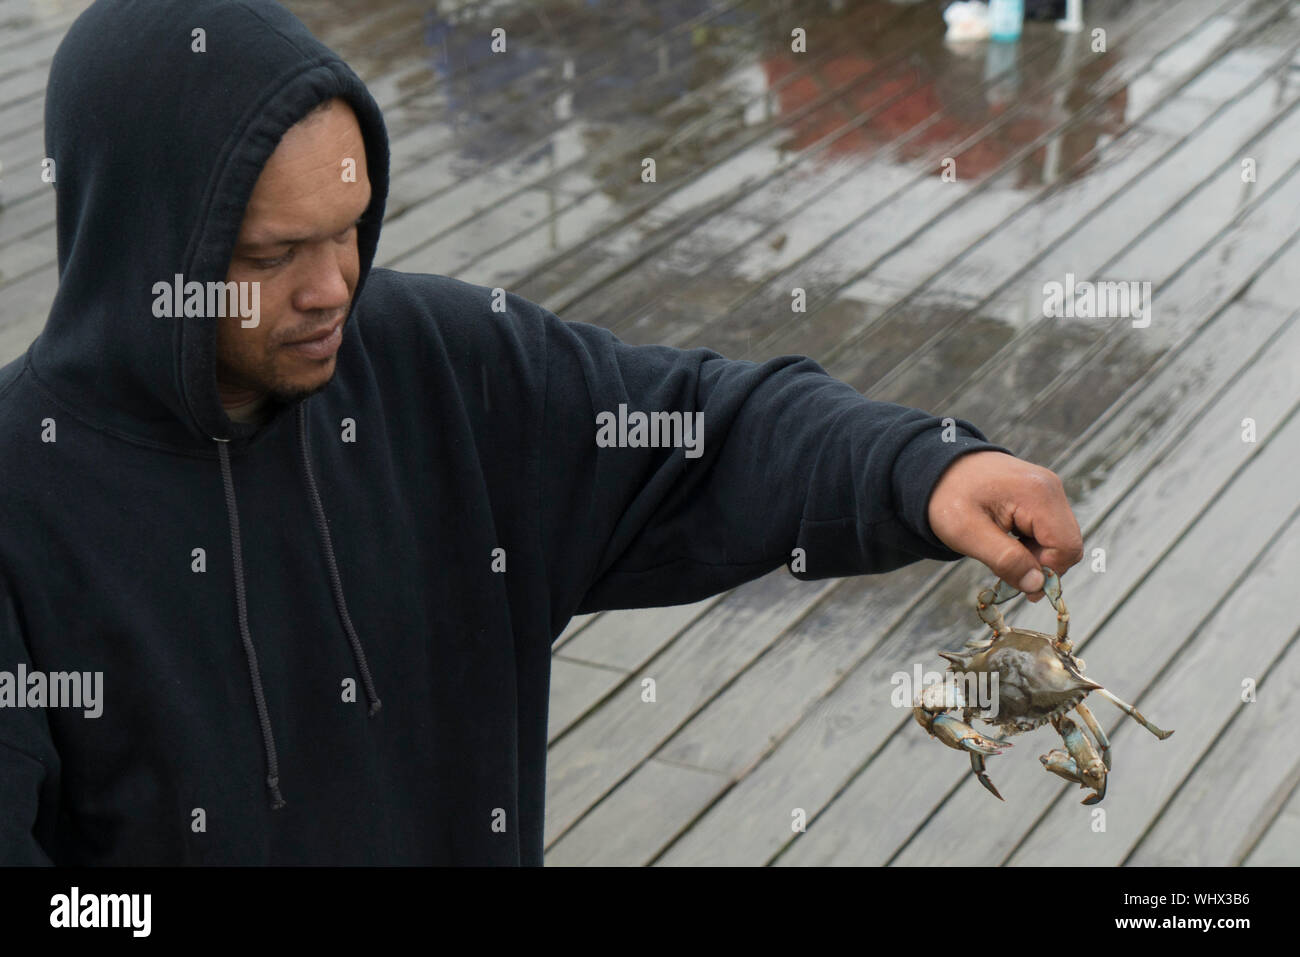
[267,368,336,405]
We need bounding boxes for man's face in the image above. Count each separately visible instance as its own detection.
[220,98,372,403]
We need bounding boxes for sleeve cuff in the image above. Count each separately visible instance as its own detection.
[891,419,1014,557]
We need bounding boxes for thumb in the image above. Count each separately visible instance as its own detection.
[966,518,1045,599]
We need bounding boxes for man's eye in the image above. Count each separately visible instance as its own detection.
[249,250,293,269]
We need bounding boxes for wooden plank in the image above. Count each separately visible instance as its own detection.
[543,569,837,848]
[0,2,80,57]
[0,218,54,284]
[0,87,41,140]
[1242,767,1300,866]
[544,758,726,866]
[0,49,50,106]
[0,262,54,364]
[547,656,627,744]
[0,125,48,205]
[1127,621,1300,865]
[553,612,599,649]
[0,14,65,81]
[653,566,935,777]
[557,596,724,672]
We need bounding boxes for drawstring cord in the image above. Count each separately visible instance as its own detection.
[215,402,382,811]
[295,402,383,718]
[216,438,286,810]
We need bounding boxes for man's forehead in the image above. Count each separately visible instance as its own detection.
[258,101,368,182]
[236,102,371,245]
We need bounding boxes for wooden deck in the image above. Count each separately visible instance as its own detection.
[3,0,1299,866]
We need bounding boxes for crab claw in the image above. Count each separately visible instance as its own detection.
[917,713,1010,801]
[1040,748,1079,781]
[1048,715,1108,804]
[927,713,1007,755]
[1039,749,1105,803]
[970,752,1005,801]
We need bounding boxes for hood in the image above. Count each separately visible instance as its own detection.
[28,0,390,811]
[31,0,390,447]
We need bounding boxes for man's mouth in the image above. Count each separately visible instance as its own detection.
[282,318,345,360]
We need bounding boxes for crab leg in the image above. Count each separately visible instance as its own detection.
[1074,701,1111,770]
[976,579,1020,637]
[1094,687,1175,740]
[1041,569,1072,652]
[978,567,1072,647]
[1052,714,1107,804]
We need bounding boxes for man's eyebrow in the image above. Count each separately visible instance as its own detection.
[236,196,374,249]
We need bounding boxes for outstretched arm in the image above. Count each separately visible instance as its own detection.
[533,305,1081,615]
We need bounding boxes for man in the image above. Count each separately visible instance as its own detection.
[0,0,1082,865]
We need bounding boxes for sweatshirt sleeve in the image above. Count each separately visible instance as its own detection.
[534,306,1014,615]
[0,577,59,865]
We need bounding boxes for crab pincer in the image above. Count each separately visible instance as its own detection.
[915,712,1011,801]
[1046,714,1108,804]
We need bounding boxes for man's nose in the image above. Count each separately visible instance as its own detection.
[293,244,353,314]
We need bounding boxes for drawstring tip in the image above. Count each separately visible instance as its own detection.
[368,698,382,717]
[268,775,286,810]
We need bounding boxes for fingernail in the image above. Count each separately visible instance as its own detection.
[1018,569,1044,594]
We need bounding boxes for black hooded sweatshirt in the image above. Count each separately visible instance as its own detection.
[0,0,1010,865]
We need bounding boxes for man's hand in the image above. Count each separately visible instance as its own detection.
[926,451,1084,602]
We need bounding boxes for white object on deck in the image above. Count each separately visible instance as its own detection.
[943,1,993,42]
[1058,0,1084,33]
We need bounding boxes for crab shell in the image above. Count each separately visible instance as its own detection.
[939,627,1101,735]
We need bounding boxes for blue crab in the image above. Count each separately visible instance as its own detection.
[913,568,1173,804]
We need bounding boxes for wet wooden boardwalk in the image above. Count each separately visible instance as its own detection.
[3,0,1299,866]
